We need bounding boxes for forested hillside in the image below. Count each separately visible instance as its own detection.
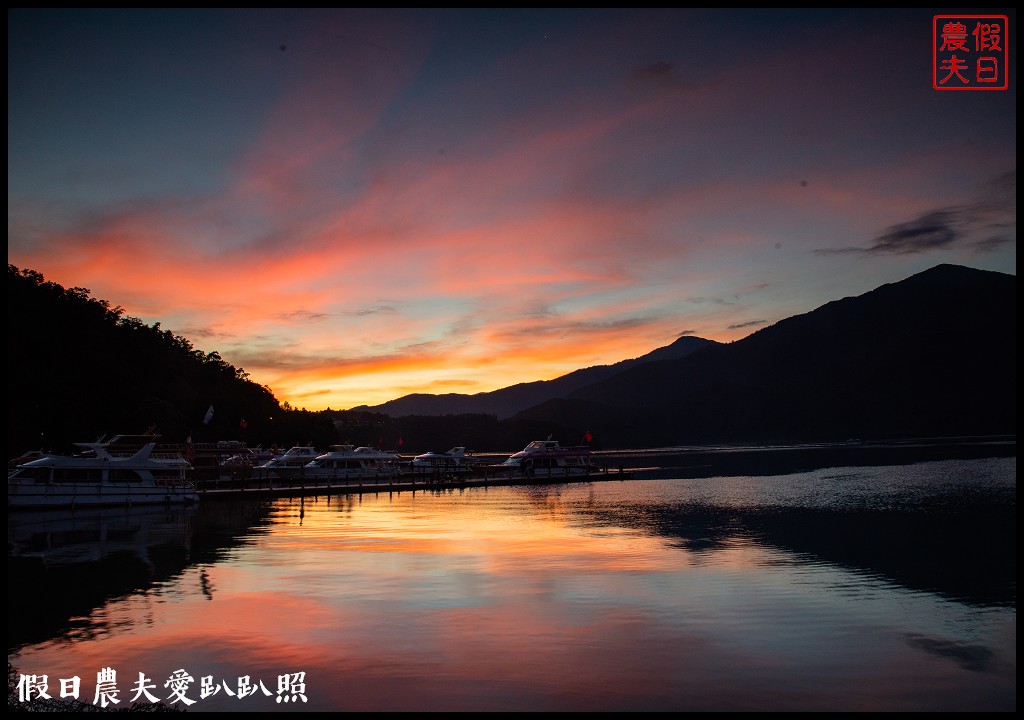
[7,265,336,455]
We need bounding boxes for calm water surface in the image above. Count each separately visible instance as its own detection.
[8,456,1016,711]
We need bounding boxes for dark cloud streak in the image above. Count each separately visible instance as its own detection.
[816,171,1015,257]
[728,319,766,330]
[864,211,958,255]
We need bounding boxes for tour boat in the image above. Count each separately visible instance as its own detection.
[8,441,199,509]
[411,446,475,474]
[498,439,597,479]
[301,445,402,480]
[257,445,321,479]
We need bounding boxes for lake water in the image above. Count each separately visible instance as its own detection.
[8,454,1016,711]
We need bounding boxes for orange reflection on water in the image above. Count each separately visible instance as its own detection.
[263,491,708,575]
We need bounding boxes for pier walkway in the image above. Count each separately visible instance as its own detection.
[198,466,635,501]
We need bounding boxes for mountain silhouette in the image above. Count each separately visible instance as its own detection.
[353,335,718,419]
[355,263,1015,446]
[513,264,1015,445]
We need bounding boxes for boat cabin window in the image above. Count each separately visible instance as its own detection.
[54,468,103,483]
[10,467,50,482]
[108,469,146,482]
[153,468,186,480]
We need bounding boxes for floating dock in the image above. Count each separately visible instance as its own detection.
[198,465,635,500]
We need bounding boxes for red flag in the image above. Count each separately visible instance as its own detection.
[398,436,404,447]
[584,430,593,443]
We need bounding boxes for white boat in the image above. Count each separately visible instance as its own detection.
[222,447,276,468]
[302,445,402,480]
[497,439,597,479]
[258,445,321,478]
[411,447,475,475]
[92,434,192,469]
[7,441,199,509]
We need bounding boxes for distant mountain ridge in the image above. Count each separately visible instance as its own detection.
[352,335,719,419]
[358,263,1016,446]
[517,263,1016,445]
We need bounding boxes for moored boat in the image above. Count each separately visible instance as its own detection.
[494,439,597,479]
[7,441,199,509]
[301,445,402,480]
[222,447,276,468]
[410,446,475,475]
[258,445,321,479]
[90,434,192,469]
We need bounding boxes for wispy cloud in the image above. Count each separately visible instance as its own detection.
[277,310,330,323]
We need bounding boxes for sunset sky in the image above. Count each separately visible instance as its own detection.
[8,8,1016,411]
